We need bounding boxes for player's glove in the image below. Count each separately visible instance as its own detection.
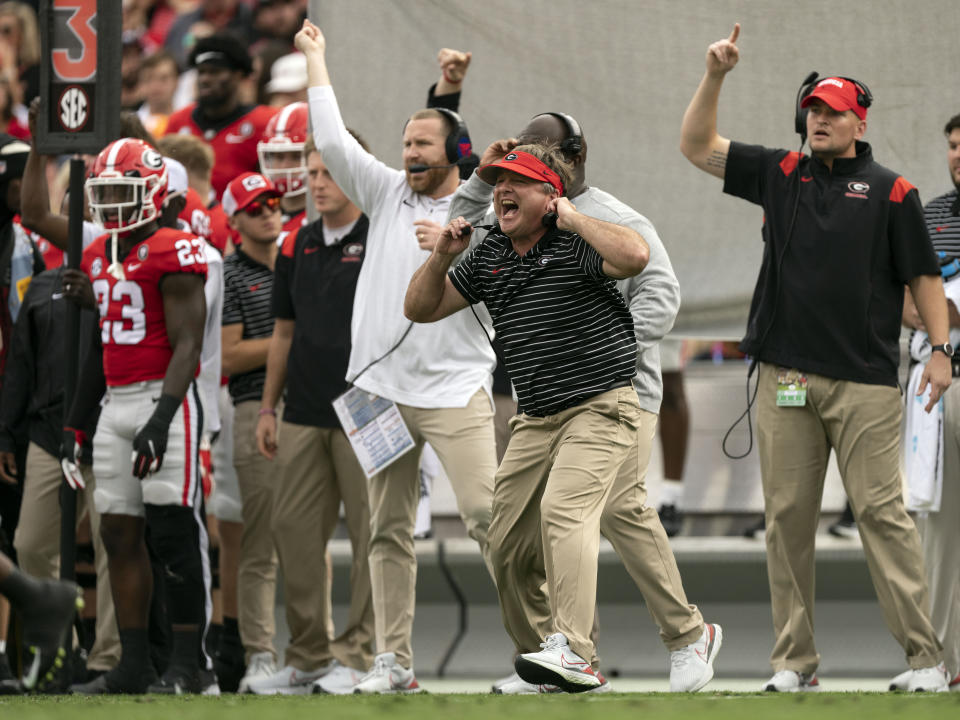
[131,394,180,479]
[60,427,86,490]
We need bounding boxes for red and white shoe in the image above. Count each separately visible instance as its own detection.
[352,653,421,694]
[763,669,820,692]
[670,623,723,692]
[888,663,948,692]
[948,671,960,692]
[515,633,601,693]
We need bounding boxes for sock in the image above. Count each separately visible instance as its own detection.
[222,617,239,640]
[660,479,684,507]
[117,628,151,671]
[0,566,43,607]
[0,639,6,654]
[170,629,201,672]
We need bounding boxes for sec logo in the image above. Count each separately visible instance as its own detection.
[58,86,89,132]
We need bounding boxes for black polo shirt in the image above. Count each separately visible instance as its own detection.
[223,248,276,404]
[273,215,368,427]
[725,140,939,387]
[449,225,636,417]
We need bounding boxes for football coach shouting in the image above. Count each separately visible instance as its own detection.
[404,144,653,692]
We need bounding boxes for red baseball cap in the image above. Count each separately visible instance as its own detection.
[222,172,281,216]
[478,151,564,195]
[801,77,868,120]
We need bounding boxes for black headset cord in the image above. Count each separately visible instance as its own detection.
[721,137,807,460]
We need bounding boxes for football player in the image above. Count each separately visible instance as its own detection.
[63,139,213,695]
[258,101,309,245]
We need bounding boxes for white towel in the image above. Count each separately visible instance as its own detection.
[904,359,944,514]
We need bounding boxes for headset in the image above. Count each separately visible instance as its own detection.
[405,108,473,172]
[435,107,473,164]
[539,112,584,156]
[794,72,873,141]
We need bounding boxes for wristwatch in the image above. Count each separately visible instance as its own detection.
[931,343,955,357]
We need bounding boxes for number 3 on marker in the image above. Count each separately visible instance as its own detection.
[52,0,97,83]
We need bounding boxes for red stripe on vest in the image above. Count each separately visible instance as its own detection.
[779,152,800,176]
[889,176,915,203]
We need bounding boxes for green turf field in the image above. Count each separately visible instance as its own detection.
[2,693,959,720]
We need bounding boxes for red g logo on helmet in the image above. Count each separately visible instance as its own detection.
[85,138,169,233]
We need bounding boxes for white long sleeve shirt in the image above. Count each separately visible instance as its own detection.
[308,86,494,408]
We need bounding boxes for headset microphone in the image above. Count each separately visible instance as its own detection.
[407,162,457,173]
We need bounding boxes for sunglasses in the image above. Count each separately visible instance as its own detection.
[243,195,281,217]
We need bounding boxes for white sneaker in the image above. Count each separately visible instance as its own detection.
[515,633,601,693]
[670,623,723,692]
[352,652,421,694]
[888,663,949,692]
[238,652,277,693]
[243,662,333,695]
[312,663,365,695]
[763,669,821,692]
[491,671,521,692]
[494,670,612,695]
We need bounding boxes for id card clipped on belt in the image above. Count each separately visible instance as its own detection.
[333,386,415,477]
[776,368,808,407]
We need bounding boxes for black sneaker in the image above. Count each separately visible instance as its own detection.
[658,504,682,537]
[148,666,204,695]
[214,638,245,693]
[828,504,857,538]
[19,580,83,691]
[743,515,766,539]
[71,663,157,695]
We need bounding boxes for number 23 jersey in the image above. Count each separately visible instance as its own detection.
[81,227,208,387]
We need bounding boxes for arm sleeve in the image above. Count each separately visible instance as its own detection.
[448,244,485,304]
[273,230,297,320]
[427,82,460,111]
[572,234,606,280]
[221,261,243,326]
[620,216,681,351]
[890,183,940,282]
[307,85,400,215]
[722,141,780,207]
[0,284,38,452]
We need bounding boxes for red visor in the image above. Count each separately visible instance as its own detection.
[478,151,564,195]
[801,77,867,120]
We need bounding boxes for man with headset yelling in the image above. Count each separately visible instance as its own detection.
[681,24,951,692]
[295,20,498,693]
[448,117,719,694]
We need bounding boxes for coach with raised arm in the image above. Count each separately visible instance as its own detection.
[679,24,950,693]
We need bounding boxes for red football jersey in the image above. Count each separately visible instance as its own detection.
[180,188,212,242]
[165,104,279,200]
[82,227,207,387]
[206,202,232,255]
[277,210,306,248]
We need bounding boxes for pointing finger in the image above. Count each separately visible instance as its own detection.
[729,23,740,44]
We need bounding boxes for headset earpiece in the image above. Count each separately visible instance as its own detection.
[795,71,820,140]
[434,108,472,164]
[542,112,583,157]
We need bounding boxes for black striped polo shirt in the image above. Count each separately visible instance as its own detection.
[223,247,276,404]
[449,225,636,417]
[925,190,960,258]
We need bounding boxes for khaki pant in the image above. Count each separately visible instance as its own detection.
[915,381,960,678]
[367,388,497,669]
[13,442,119,671]
[487,387,639,663]
[757,363,942,673]
[273,421,374,671]
[232,400,280,662]
[598,409,703,653]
